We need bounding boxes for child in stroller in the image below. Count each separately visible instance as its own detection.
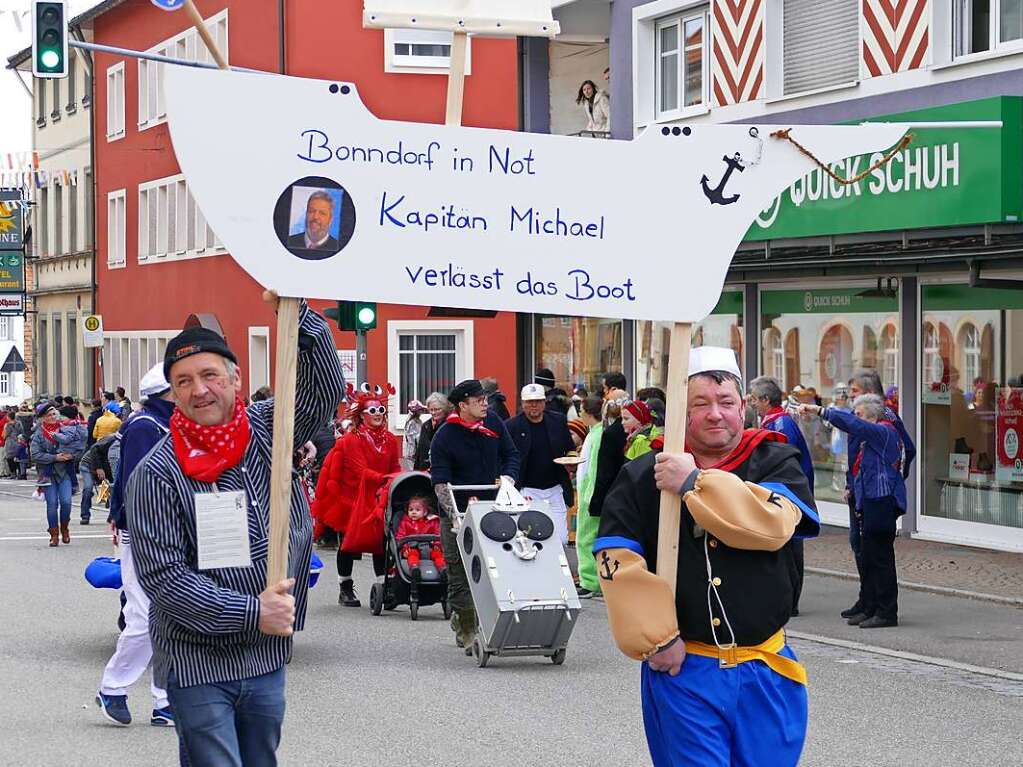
[369,471,452,621]
[396,495,446,581]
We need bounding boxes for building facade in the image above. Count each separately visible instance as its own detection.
[518,0,1023,553]
[85,0,520,426]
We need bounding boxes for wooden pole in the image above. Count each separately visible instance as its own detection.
[445,32,468,127]
[265,296,300,586]
[181,5,298,586]
[655,323,691,594]
[184,0,229,70]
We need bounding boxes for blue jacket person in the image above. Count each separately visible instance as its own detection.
[594,347,819,767]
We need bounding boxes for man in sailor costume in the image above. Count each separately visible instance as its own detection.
[595,346,819,767]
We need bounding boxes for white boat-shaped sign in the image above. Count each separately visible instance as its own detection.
[165,67,907,322]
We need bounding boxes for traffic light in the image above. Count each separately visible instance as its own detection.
[32,1,68,79]
[324,301,377,331]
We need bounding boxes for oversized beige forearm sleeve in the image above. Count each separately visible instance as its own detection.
[683,469,801,552]
[599,548,680,661]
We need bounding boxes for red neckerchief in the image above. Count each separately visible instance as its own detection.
[445,413,498,438]
[651,428,787,469]
[760,406,785,429]
[41,420,61,444]
[358,423,391,454]
[170,397,251,483]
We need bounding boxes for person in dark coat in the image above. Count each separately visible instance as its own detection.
[589,395,628,519]
[413,391,451,471]
[842,369,915,620]
[481,377,510,421]
[504,383,576,545]
[85,399,103,448]
[431,379,520,653]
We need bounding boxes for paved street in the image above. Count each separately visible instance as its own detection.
[1,483,1021,767]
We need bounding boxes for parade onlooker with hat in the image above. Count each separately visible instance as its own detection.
[430,378,519,653]
[623,399,662,460]
[93,401,123,442]
[596,346,819,766]
[95,363,177,728]
[505,383,576,545]
[127,295,345,765]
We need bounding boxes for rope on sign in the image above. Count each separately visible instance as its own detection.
[770,128,914,186]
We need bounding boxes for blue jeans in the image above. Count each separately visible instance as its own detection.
[43,473,73,528]
[79,468,94,521]
[167,667,286,767]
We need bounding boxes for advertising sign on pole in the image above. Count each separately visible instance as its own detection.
[996,386,1023,483]
[82,314,104,348]
[0,294,24,316]
[164,66,909,325]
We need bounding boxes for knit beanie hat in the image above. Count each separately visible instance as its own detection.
[164,327,238,381]
[567,418,589,443]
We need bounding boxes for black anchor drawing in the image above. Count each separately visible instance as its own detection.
[700,153,745,206]
[599,551,620,581]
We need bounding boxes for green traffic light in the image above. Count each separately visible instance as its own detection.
[40,49,60,68]
[357,307,376,326]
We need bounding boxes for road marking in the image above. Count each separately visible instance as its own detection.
[789,629,1023,682]
[0,534,112,541]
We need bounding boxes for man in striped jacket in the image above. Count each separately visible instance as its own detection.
[128,295,345,766]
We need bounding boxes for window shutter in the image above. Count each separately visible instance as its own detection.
[783,0,858,95]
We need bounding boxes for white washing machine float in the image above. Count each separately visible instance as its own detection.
[449,480,582,668]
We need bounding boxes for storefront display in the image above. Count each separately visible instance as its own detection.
[534,315,622,394]
[761,286,900,505]
[635,291,743,392]
[921,283,1023,531]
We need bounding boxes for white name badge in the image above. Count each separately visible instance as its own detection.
[195,490,252,570]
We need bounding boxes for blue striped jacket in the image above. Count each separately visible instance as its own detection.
[128,304,345,689]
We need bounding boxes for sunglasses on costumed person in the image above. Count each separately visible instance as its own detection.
[363,405,387,416]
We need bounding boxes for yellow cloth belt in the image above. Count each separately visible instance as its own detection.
[684,629,807,686]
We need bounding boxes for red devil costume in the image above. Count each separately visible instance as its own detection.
[312,383,400,555]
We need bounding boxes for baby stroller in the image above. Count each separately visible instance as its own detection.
[369,471,452,621]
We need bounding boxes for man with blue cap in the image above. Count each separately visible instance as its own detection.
[594,346,820,767]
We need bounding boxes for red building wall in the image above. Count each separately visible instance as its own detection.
[93,0,519,408]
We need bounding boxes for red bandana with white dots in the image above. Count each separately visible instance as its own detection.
[170,397,251,483]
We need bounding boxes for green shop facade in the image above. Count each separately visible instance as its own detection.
[524,97,1023,552]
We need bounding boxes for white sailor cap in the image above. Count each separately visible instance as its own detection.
[689,346,742,384]
[140,363,171,398]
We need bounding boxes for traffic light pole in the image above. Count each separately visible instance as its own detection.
[356,329,367,387]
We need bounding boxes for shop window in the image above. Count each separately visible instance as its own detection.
[921,283,1023,531]
[542,315,623,394]
[881,323,899,392]
[636,292,742,393]
[655,6,708,117]
[954,0,1023,57]
[761,286,900,507]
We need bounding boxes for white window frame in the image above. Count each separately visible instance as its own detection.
[386,320,474,432]
[139,10,228,130]
[0,317,9,341]
[107,189,126,269]
[881,323,899,391]
[106,62,125,141]
[654,7,708,119]
[247,326,271,395]
[633,0,711,130]
[138,173,225,264]
[0,372,9,397]
[953,0,1023,59]
[103,330,179,402]
[383,28,473,74]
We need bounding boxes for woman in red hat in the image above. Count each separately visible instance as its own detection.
[312,383,401,607]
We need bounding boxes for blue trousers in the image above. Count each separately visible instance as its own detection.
[43,474,73,528]
[79,468,94,521]
[641,647,808,767]
[167,666,286,767]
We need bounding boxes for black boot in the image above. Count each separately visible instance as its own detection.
[338,580,361,607]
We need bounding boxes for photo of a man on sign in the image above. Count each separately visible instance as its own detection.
[274,177,357,260]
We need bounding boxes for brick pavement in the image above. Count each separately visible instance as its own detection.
[806,525,1023,602]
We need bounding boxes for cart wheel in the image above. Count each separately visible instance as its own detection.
[473,637,490,668]
[410,602,419,621]
[551,648,567,666]
[442,601,452,620]
[369,583,383,616]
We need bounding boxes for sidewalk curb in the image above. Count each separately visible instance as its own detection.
[787,630,1023,682]
[807,566,1023,608]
